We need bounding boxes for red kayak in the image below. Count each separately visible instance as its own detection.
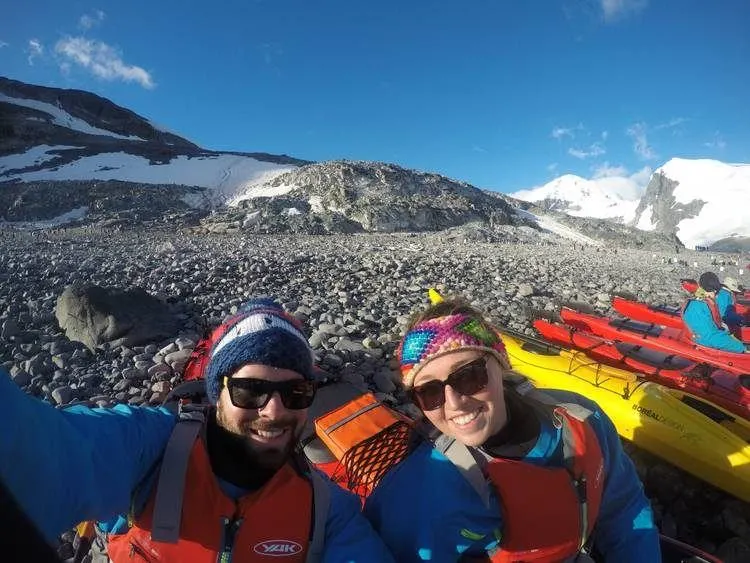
[612,296,750,343]
[559,307,750,375]
[533,318,750,419]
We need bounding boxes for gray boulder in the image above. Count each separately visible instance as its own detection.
[55,284,180,351]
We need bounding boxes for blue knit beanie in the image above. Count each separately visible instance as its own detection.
[205,297,315,404]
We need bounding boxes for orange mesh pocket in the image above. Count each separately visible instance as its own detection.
[338,420,412,498]
[314,393,413,498]
[315,393,406,458]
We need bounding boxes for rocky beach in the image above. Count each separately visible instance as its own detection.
[2,227,749,561]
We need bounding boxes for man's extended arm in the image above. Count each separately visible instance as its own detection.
[0,370,176,542]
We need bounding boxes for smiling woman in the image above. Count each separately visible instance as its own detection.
[361,294,661,563]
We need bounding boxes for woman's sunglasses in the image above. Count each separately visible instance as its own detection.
[223,377,317,410]
[409,356,490,411]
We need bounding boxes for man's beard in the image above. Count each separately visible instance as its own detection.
[216,404,302,473]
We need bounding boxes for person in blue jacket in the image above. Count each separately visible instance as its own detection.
[717,277,746,331]
[683,272,747,353]
[363,295,660,562]
[0,297,394,563]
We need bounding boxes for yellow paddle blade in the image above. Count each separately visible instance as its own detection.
[428,288,444,305]
[76,520,95,538]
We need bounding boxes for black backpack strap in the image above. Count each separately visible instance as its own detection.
[150,407,206,543]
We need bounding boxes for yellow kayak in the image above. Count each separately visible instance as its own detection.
[501,330,750,502]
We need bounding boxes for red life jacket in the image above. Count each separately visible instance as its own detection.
[489,407,603,562]
[432,391,604,563]
[107,413,326,563]
[682,297,723,339]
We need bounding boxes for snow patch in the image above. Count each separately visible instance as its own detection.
[0,94,145,141]
[514,208,602,246]
[228,179,297,206]
[0,145,80,174]
[282,207,302,216]
[635,205,656,231]
[309,196,324,213]
[3,152,296,203]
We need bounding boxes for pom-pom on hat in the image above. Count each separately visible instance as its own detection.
[205,297,314,404]
[398,313,511,389]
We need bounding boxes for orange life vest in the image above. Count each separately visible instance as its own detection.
[484,407,604,562]
[107,425,316,562]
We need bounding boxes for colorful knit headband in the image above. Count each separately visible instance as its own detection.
[399,313,510,388]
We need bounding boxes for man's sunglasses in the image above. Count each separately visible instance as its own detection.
[223,377,317,410]
[409,356,490,411]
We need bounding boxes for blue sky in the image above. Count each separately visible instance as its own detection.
[2,0,749,193]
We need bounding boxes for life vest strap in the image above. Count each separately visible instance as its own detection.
[306,470,330,563]
[434,435,491,508]
[151,409,205,543]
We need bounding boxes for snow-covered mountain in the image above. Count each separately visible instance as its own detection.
[0,76,306,204]
[633,159,750,250]
[512,159,750,250]
[511,174,640,223]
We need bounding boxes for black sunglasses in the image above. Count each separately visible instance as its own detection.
[223,377,317,410]
[409,356,490,411]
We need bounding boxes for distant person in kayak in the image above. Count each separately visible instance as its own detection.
[363,296,661,562]
[682,272,747,353]
[718,276,746,330]
[0,297,394,563]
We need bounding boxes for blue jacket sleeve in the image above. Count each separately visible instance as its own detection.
[683,300,746,353]
[321,475,396,563]
[586,404,661,562]
[0,369,176,542]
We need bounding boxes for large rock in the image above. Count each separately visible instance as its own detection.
[55,284,180,351]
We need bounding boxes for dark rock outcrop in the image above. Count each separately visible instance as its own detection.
[631,171,706,235]
[54,284,180,351]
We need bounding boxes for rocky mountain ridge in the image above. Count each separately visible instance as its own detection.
[0,76,687,250]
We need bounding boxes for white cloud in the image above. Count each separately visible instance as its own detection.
[471,145,488,154]
[593,162,628,178]
[626,122,657,160]
[54,37,155,89]
[551,127,574,140]
[27,39,43,65]
[568,142,606,159]
[547,162,559,173]
[704,132,727,150]
[79,10,106,31]
[601,131,609,140]
[0,40,8,49]
[600,0,649,22]
[654,117,687,131]
[630,165,653,187]
[592,164,653,200]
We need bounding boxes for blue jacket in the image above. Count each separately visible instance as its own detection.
[0,370,394,563]
[716,288,745,329]
[363,390,660,563]
[682,299,746,353]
